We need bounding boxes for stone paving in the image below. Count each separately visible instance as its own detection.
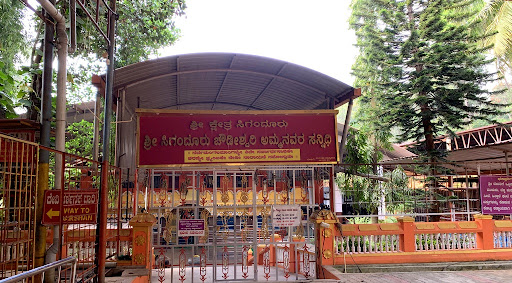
[337,270,512,283]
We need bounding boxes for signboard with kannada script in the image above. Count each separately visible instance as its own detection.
[42,190,98,225]
[480,175,512,215]
[178,219,205,236]
[137,110,339,167]
[272,205,302,227]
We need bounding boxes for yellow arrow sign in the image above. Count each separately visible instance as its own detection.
[46,208,60,219]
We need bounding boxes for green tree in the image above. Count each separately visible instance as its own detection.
[65,120,94,158]
[351,0,504,157]
[3,0,186,116]
[336,128,410,220]
[348,0,406,188]
[470,0,512,84]
[394,0,504,158]
[350,0,506,221]
[66,0,185,68]
[0,0,28,118]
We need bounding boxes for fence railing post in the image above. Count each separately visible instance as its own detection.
[129,212,157,269]
[311,209,337,273]
[474,214,494,250]
[398,216,415,252]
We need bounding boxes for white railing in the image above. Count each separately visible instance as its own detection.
[0,256,77,283]
[494,231,512,248]
[275,244,290,268]
[336,235,400,254]
[66,240,131,261]
[415,232,477,251]
[297,244,315,278]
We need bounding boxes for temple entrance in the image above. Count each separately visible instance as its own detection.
[134,109,339,281]
[139,166,327,282]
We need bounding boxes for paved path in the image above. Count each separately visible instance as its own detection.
[338,270,512,283]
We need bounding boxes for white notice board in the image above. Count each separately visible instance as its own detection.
[272,205,301,227]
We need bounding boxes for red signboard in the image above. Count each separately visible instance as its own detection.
[42,190,98,225]
[137,110,339,166]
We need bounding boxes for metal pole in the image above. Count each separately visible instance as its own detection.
[329,166,335,211]
[95,3,116,281]
[35,3,54,271]
[35,2,67,282]
[506,151,509,175]
[95,159,109,282]
[0,257,77,283]
[92,91,101,163]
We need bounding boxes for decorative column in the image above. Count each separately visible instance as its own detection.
[398,216,415,252]
[129,212,157,269]
[474,214,494,250]
[311,209,337,276]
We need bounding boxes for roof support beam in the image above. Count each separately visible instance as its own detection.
[212,55,237,110]
[248,63,288,109]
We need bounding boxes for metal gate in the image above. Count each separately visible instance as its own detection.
[138,166,327,282]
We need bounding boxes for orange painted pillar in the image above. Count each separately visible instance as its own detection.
[257,244,274,265]
[474,214,494,250]
[312,209,337,277]
[129,213,157,269]
[398,216,415,252]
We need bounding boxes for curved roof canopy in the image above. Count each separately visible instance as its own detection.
[101,53,358,111]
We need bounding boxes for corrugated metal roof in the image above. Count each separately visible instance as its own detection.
[111,53,357,111]
[104,53,358,172]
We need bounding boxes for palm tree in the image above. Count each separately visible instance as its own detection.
[471,0,512,86]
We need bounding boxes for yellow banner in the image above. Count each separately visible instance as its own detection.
[184,149,300,163]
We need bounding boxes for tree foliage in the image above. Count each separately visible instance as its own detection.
[350,0,505,159]
[65,120,94,158]
[1,0,186,117]
[470,0,512,81]
[336,128,410,216]
[66,0,186,68]
[0,0,28,118]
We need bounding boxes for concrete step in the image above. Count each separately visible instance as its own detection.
[336,261,512,273]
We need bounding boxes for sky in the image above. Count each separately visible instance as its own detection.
[159,0,358,85]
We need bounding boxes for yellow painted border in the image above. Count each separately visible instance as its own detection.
[495,221,512,228]
[380,223,400,231]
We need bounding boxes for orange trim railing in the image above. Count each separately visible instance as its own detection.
[318,214,512,266]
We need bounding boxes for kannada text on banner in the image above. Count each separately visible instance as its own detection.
[480,175,512,214]
[272,205,302,227]
[184,149,300,163]
[137,110,338,166]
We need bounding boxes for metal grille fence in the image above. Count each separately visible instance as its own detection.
[0,134,39,279]
[337,162,511,222]
[0,132,123,281]
[137,165,325,282]
[43,146,123,282]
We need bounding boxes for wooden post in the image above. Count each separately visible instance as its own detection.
[129,212,157,269]
[398,216,416,252]
[474,214,494,250]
